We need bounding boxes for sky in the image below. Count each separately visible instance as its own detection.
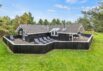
[0,0,99,22]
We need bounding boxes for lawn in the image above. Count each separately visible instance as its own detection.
[0,32,103,71]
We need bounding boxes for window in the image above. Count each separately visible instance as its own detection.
[18,28,23,35]
[19,31,23,35]
[51,31,58,36]
[50,28,60,36]
[55,31,58,36]
[51,31,54,36]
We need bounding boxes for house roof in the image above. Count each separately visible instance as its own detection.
[16,24,49,35]
[49,24,84,34]
[16,24,85,35]
[60,24,85,34]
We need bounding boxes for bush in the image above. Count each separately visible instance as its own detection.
[0,29,9,37]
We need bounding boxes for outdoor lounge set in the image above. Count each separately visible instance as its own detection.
[3,24,93,54]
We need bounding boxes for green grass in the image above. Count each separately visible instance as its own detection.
[0,32,103,71]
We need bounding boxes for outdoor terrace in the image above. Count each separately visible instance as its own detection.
[12,35,89,45]
[3,34,93,54]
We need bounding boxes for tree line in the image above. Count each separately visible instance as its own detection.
[0,12,71,37]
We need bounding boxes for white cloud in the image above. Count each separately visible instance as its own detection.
[0,3,31,19]
[48,9,56,12]
[55,4,70,10]
[82,6,98,11]
[66,0,77,3]
[82,7,92,11]
[66,0,87,3]
[80,0,87,3]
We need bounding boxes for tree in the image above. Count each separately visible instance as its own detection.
[0,16,11,37]
[56,19,61,25]
[1,16,11,25]
[51,19,57,25]
[44,19,49,25]
[28,12,35,24]
[77,17,92,31]
[0,16,11,30]
[38,19,44,25]
[11,15,21,29]
[20,12,34,24]
[0,12,36,37]
[11,12,35,29]
[66,21,72,24]
[77,1,103,32]
[62,20,66,25]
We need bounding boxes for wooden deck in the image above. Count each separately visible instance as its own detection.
[13,35,89,44]
[3,34,93,54]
